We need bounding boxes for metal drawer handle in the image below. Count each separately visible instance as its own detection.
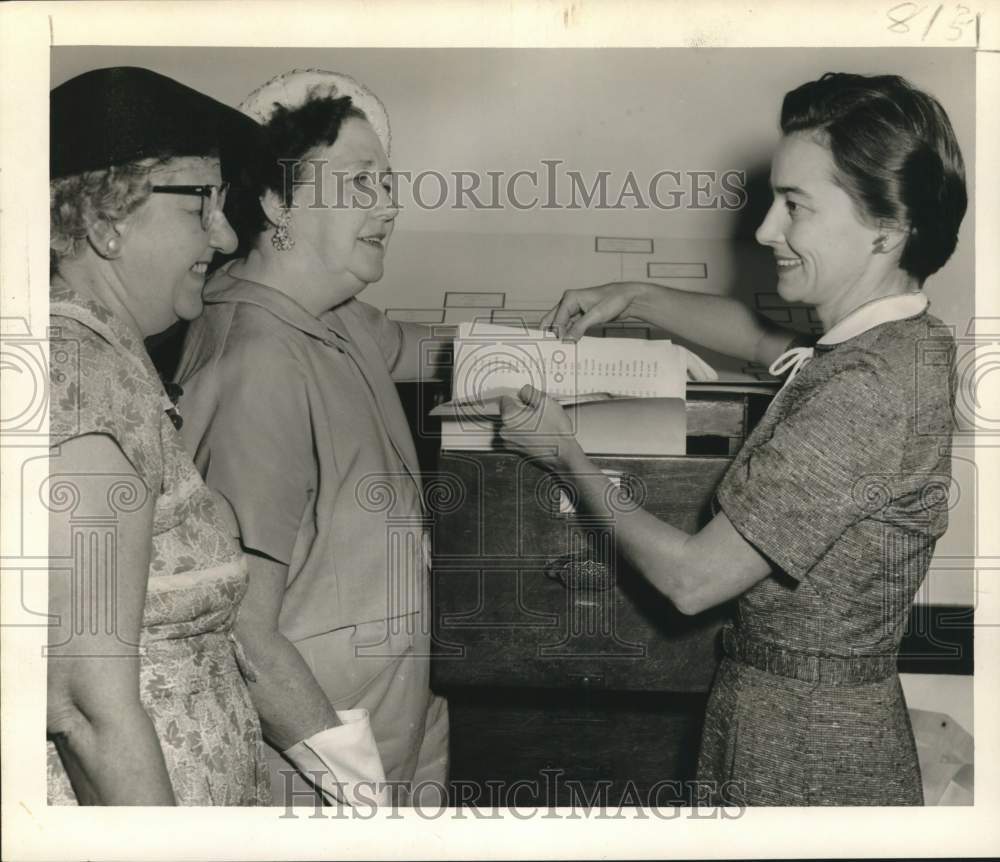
[544,554,613,592]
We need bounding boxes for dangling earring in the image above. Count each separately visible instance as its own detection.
[271,207,295,251]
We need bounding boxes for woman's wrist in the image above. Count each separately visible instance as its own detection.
[624,281,660,321]
[553,448,624,521]
[555,444,598,478]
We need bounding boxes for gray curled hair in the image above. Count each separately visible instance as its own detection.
[49,158,165,274]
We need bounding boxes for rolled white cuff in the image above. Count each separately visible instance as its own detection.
[283,708,389,806]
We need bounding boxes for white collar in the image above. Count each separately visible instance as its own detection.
[768,291,929,387]
[817,291,929,346]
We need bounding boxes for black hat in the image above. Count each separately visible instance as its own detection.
[51,66,261,179]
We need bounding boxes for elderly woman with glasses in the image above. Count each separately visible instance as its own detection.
[48,67,384,806]
[498,73,965,806]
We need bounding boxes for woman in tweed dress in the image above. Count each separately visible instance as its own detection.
[498,73,966,805]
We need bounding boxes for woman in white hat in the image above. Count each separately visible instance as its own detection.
[176,70,449,807]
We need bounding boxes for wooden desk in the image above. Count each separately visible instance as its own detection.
[427,391,761,806]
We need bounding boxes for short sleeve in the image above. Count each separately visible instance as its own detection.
[193,337,314,565]
[49,319,161,490]
[717,361,905,582]
[351,300,404,365]
[339,299,436,381]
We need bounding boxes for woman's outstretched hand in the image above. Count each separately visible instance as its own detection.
[541,282,646,340]
[497,384,583,468]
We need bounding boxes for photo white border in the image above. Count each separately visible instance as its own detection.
[2,1,998,859]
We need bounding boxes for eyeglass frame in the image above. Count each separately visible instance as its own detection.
[150,183,230,230]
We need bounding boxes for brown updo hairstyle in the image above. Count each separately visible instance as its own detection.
[780,73,967,282]
[224,94,367,258]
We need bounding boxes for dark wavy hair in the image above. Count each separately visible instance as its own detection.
[780,73,967,282]
[225,95,367,254]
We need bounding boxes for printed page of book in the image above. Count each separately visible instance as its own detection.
[452,322,687,403]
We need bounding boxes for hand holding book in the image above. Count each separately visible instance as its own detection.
[496,384,581,468]
[433,322,706,456]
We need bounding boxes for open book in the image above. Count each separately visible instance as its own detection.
[431,322,691,455]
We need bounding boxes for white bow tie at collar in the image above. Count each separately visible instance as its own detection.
[768,346,815,387]
[766,292,930,391]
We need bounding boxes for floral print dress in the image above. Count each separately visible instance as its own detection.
[46,283,270,805]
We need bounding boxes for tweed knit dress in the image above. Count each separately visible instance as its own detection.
[698,311,955,806]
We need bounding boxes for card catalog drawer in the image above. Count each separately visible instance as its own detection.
[431,451,732,692]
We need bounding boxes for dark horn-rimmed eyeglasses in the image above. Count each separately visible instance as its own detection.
[151,183,230,230]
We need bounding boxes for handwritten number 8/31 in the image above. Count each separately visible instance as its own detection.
[886,2,976,40]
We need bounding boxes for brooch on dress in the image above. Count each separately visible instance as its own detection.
[162,382,184,431]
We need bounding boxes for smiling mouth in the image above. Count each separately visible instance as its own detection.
[359,236,386,249]
[190,262,210,277]
[775,257,802,271]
